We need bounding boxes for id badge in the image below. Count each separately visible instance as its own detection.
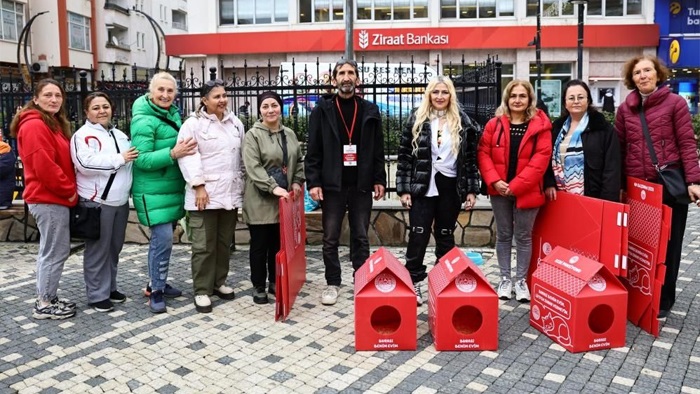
[343,144,357,167]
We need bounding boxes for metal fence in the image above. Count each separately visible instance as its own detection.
[0,56,501,193]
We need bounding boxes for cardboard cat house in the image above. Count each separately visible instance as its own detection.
[530,246,627,353]
[427,247,498,351]
[354,248,416,351]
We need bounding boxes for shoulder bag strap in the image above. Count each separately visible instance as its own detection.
[638,105,661,170]
[279,130,289,169]
[100,131,121,201]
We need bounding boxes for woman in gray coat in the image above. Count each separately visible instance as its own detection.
[242,91,304,304]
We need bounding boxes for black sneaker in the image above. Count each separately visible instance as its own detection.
[109,291,127,303]
[268,282,276,296]
[33,301,76,320]
[50,297,76,310]
[89,299,114,312]
[253,287,269,304]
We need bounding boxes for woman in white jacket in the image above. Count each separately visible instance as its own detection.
[177,79,245,313]
[71,92,138,312]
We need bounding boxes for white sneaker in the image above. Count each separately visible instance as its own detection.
[414,282,423,306]
[514,279,531,302]
[321,286,339,305]
[194,295,212,313]
[497,277,512,300]
[214,284,236,300]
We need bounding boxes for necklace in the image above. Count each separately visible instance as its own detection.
[431,109,447,119]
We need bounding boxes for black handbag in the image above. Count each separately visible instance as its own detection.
[266,131,289,190]
[70,131,121,239]
[638,107,690,205]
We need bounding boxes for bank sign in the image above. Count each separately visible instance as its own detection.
[356,29,450,51]
[656,0,700,67]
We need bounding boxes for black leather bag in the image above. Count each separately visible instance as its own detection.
[657,165,690,205]
[267,131,289,190]
[267,166,288,190]
[638,107,690,205]
[69,204,102,240]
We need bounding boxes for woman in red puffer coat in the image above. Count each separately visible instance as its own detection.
[478,79,552,303]
[615,55,700,319]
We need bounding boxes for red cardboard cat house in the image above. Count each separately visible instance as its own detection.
[354,248,416,351]
[428,247,498,351]
[529,192,629,285]
[275,189,307,321]
[530,246,627,353]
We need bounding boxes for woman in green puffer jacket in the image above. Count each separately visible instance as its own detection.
[130,72,197,313]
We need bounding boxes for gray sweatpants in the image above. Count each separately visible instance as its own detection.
[490,195,540,282]
[82,202,129,303]
[28,203,71,302]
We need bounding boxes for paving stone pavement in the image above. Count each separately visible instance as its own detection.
[1,208,700,393]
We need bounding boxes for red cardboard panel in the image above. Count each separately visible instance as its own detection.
[622,177,668,336]
[275,189,307,322]
[530,246,627,352]
[428,248,498,351]
[355,248,416,351]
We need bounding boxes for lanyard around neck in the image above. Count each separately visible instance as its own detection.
[335,96,358,143]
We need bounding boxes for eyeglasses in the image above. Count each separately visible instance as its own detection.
[566,96,587,103]
[201,79,224,95]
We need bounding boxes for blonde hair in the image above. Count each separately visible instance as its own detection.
[495,79,538,121]
[148,71,178,97]
[411,76,462,155]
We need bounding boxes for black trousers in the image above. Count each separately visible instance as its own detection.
[660,202,689,311]
[248,223,280,290]
[321,185,373,286]
[404,173,461,284]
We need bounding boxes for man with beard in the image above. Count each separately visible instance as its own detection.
[305,58,386,306]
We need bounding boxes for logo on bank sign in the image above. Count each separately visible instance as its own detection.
[359,30,369,49]
[669,40,680,64]
[374,273,396,293]
[455,273,477,293]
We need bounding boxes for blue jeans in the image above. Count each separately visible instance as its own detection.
[148,222,174,292]
[321,186,373,286]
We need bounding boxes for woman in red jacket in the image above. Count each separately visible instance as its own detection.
[10,79,78,320]
[477,80,552,302]
[615,55,700,319]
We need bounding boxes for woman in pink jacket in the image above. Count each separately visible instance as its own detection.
[477,80,552,302]
[615,55,700,319]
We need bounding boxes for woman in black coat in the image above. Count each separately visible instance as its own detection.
[396,75,481,306]
[544,80,620,202]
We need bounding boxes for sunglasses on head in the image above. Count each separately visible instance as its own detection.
[202,79,224,95]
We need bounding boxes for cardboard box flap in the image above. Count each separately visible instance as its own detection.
[430,247,493,295]
[354,247,412,295]
[535,246,605,295]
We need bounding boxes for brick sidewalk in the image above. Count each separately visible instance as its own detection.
[1,208,700,393]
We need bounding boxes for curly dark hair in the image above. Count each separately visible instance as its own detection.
[621,55,671,91]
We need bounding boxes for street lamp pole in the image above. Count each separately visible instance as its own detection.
[131,6,170,71]
[16,11,48,79]
[345,0,354,60]
[528,1,543,102]
[569,0,588,79]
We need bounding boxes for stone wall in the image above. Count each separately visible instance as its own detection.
[0,201,496,247]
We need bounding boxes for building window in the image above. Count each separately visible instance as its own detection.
[68,12,91,51]
[299,0,344,23]
[585,0,642,16]
[530,62,572,118]
[219,0,288,25]
[0,0,24,42]
[527,0,641,17]
[441,0,514,19]
[356,0,428,21]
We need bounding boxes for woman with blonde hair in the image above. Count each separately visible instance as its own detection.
[477,79,552,302]
[396,75,481,306]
